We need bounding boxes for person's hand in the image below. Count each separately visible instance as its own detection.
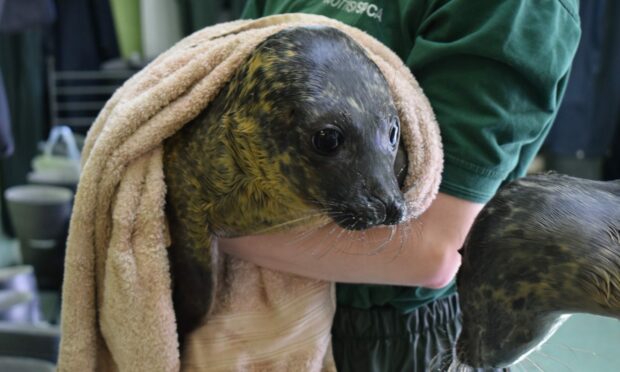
[218,192,483,288]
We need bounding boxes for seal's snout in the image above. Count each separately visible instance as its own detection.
[335,193,405,230]
[370,175,407,226]
[368,193,405,226]
[355,177,407,228]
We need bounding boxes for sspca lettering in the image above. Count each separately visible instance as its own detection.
[322,0,384,22]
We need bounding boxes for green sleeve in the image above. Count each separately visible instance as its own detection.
[240,0,265,19]
[406,0,581,203]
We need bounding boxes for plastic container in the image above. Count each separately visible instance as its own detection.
[4,185,73,290]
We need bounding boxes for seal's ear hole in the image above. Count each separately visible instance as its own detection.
[389,116,400,148]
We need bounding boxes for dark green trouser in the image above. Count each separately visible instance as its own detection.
[332,294,506,372]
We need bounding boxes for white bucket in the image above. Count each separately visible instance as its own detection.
[4,185,73,241]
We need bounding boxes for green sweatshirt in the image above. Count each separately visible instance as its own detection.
[242,0,581,312]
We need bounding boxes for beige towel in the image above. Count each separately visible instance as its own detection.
[58,14,443,372]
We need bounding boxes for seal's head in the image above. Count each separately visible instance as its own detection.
[167,26,408,238]
[231,26,407,230]
[455,174,620,369]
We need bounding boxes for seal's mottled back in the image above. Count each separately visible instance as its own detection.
[455,173,620,369]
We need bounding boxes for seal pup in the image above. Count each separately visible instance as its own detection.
[454,173,620,369]
[164,26,408,347]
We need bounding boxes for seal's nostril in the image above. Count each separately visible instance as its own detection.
[384,202,404,225]
[367,193,404,226]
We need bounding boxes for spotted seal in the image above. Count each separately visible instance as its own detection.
[454,173,620,370]
[163,26,408,345]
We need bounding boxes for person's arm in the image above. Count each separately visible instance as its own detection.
[218,192,483,289]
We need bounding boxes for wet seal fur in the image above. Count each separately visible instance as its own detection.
[164,26,408,347]
[454,173,620,370]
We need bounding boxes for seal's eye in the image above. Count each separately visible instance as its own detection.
[389,116,400,148]
[312,127,344,155]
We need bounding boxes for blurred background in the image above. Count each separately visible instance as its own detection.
[0,0,618,371]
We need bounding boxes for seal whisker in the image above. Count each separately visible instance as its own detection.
[512,362,528,372]
[545,342,597,357]
[289,223,327,242]
[518,359,535,372]
[309,223,348,258]
[358,230,368,243]
[302,199,337,208]
[386,224,404,260]
[252,212,328,234]
[335,230,369,253]
[524,356,546,372]
[333,224,352,242]
[394,218,419,260]
[311,224,342,257]
[340,230,369,248]
[363,226,395,256]
[300,198,349,210]
[385,223,407,262]
[409,218,424,240]
[314,228,348,258]
[345,229,358,255]
[289,224,327,247]
[533,350,576,372]
[287,219,333,247]
[312,224,343,257]
[336,227,388,256]
[347,225,405,260]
